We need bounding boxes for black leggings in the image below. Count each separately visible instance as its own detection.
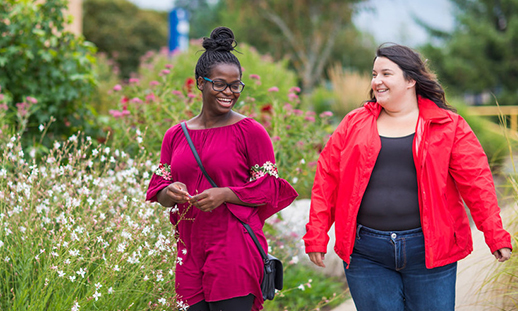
[187,294,254,311]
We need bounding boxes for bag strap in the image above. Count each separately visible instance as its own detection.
[180,122,269,262]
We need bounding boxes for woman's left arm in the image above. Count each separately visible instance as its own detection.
[190,120,298,216]
[449,116,512,258]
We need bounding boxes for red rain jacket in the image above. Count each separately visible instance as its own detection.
[304,97,512,269]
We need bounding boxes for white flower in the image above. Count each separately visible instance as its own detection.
[93,291,101,301]
[143,275,149,281]
[113,265,120,271]
[54,141,60,149]
[95,282,102,290]
[156,274,164,282]
[158,298,167,305]
[0,240,3,248]
[39,124,44,132]
[292,177,298,184]
[92,149,99,156]
[69,249,80,257]
[182,249,187,255]
[298,284,305,291]
[76,267,86,278]
[58,271,66,278]
[300,158,306,164]
[108,287,113,294]
[69,275,76,282]
[69,135,77,142]
[71,301,80,311]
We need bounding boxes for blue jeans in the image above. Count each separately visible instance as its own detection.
[344,224,457,311]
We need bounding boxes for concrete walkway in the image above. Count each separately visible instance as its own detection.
[331,208,514,311]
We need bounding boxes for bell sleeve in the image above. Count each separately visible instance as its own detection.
[146,127,176,202]
[228,120,298,222]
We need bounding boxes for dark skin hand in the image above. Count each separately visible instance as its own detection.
[157,183,258,211]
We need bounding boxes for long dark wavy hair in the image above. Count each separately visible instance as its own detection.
[369,43,455,111]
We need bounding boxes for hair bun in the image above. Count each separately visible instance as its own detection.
[202,26,237,52]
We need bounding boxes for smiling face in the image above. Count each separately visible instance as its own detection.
[197,63,242,115]
[371,56,416,107]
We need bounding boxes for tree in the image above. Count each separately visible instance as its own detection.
[419,0,518,105]
[83,0,169,78]
[0,0,96,139]
[174,0,225,39]
[222,0,371,92]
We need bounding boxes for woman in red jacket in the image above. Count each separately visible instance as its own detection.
[304,43,512,310]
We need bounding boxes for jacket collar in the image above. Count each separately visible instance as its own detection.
[364,96,452,124]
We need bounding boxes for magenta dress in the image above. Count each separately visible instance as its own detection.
[146,118,298,310]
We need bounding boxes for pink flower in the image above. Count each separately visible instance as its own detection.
[304,116,315,122]
[145,93,155,102]
[172,90,183,96]
[289,86,301,93]
[319,111,333,118]
[0,103,8,111]
[113,84,122,91]
[268,87,279,92]
[129,78,140,84]
[0,94,4,101]
[16,102,29,117]
[293,109,303,116]
[160,69,170,75]
[109,109,123,118]
[249,74,261,80]
[308,161,317,167]
[26,96,38,104]
[187,93,196,98]
[241,67,246,72]
[149,80,160,86]
[288,93,299,101]
[165,64,173,69]
[130,97,143,104]
[272,136,281,141]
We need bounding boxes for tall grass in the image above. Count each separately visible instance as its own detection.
[327,64,371,117]
[0,126,183,310]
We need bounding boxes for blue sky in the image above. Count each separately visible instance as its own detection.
[128,0,456,47]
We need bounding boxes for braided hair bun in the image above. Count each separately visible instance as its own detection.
[202,26,237,53]
[195,26,242,81]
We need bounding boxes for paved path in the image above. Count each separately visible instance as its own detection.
[331,209,513,311]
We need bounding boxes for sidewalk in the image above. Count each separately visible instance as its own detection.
[331,211,511,311]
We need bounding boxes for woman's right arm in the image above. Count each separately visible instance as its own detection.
[304,116,349,261]
[156,182,191,207]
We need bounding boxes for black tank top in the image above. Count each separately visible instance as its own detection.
[357,133,421,231]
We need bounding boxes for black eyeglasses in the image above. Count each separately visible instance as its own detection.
[203,77,245,93]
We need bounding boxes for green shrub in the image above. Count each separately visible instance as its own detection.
[0,0,97,142]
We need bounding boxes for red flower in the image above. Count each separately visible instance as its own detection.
[261,104,273,113]
[184,77,195,93]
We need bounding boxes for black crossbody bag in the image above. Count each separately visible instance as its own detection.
[181,122,283,300]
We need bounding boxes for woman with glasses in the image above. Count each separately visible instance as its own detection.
[146,26,298,311]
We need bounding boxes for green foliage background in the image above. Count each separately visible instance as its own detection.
[0,0,97,141]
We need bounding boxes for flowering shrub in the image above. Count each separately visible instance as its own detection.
[95,41,334,197]
[0,128,187,310]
